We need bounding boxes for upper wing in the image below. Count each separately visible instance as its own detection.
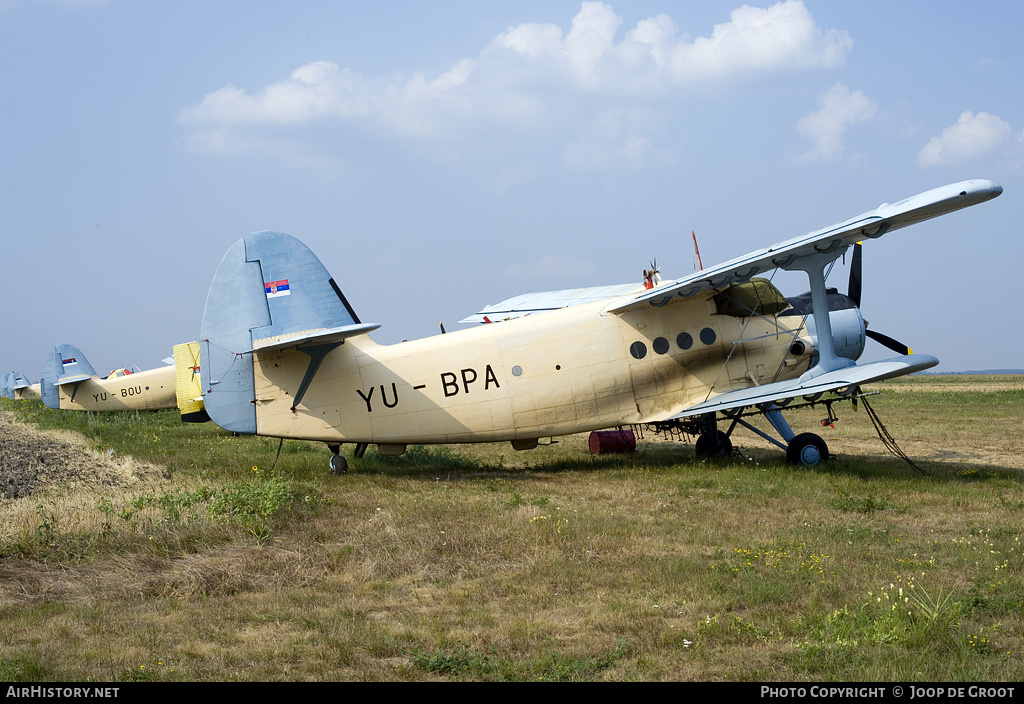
[462,180,1001,324]
[610,179,1002,314]
[460,283,642,324]
[666,353,938,420]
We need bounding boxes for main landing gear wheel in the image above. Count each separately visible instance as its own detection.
[330,454,348,475]
[695,430,732,459]
[328,444,347,475]
[786,433,829,467]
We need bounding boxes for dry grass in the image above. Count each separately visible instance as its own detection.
[0,376,1022,681]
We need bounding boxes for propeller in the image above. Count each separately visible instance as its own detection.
[848,242,862,308]
[643,259,661,289]
[848,242,914,356]
[866,329,912,356]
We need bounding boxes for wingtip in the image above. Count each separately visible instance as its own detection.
[964,179,1003,200]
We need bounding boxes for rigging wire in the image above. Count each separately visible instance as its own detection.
[860,394,929,476]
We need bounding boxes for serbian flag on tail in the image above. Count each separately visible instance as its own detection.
[265,279,290,298]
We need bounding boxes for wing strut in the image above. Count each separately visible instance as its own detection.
[788,251,856,377]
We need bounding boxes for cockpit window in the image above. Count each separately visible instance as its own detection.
[713,278,789,317]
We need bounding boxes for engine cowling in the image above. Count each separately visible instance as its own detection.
[781,289,866,362]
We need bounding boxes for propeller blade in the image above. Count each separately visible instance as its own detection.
[866,329,912,356]
[848,241,862,308]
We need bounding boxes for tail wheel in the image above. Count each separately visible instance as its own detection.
[786,433,829,466]
[695,430,732,459]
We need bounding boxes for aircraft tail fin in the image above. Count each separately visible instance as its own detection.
[4,372,40,401]
[9,372,32,396]
[199,231,378,433]
[173,341,209,423]
[40,343,97,409]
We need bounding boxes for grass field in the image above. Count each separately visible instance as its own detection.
[0,375,1022,681]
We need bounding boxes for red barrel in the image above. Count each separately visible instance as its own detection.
[588,429,636,454]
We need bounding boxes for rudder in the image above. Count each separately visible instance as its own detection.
[173,341,209,423]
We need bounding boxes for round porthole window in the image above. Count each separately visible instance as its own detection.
[653,337,669,355]
[676,332,693,350]
[512,365,523,377]
[700,327,717,345]
[629,341,648,359]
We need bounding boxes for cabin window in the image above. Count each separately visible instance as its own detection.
[629,341,648,360]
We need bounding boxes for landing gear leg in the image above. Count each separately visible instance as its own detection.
[328,443,348,475]
[725,404,832,466]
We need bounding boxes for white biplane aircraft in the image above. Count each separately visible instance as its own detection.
[194,180,1001,473]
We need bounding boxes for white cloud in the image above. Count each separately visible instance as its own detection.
[178,62,374,126]
[795,83,877,161]
[178,1,852,166]
[669,1,851,80]
[918,111,1014,167]
[487,0,850,90]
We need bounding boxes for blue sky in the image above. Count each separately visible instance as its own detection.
[1,0,1021,379]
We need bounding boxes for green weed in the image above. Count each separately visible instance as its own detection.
[410,639,630,681]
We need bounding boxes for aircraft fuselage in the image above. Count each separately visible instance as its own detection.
[55,365,178,412]
[251,290,813,445]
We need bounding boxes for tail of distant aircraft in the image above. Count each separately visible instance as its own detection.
[4,371,36,400]
[199,231,379,433]
[40,343,97,409]
[3,371,42,401]
[173,341,209,423]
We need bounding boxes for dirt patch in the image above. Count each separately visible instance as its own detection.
[0,411,165,499]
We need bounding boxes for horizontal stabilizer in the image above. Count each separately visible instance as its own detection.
[611,179,1002,313]
[666,354,938,420]
[55,374,93,385]
[252,322,381,352]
